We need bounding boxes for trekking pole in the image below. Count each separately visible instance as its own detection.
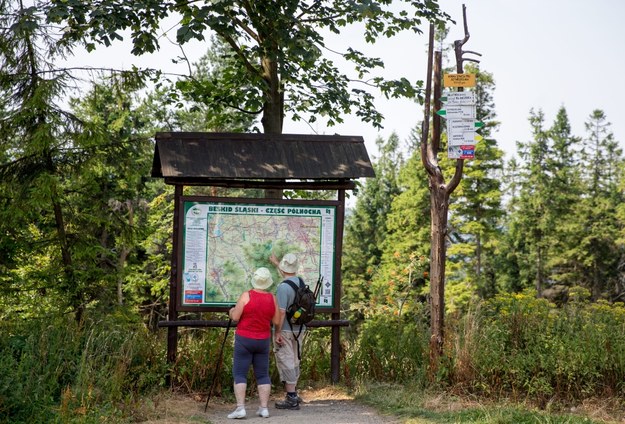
[204,316,233,412]
[313,276,323,299]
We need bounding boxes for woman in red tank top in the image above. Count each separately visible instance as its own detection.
[227,267,281,419]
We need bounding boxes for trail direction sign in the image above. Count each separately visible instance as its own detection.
[447,120,484,146]
[448,130,483,146]
[444,73,476,87]
[441,91,475,105]
[436,104,476,120]
[448,120,484,133]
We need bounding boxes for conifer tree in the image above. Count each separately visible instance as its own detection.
[507,109,552,294]
[368,128,431,315]
[505,107,584,296]
[544,107,583,285]
[0,2,85,318]
[573,110,624,299]
[342,133,404,318]
[446,66,504,306]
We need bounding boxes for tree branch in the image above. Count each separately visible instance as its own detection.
[420,23,437,177]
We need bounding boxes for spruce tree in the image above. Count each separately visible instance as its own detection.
[544,107,583,286]
[342,133,404,319]
[367,128,431,315]
[446,66,505,306]
[573,110,624,299]
[506,109,552,294]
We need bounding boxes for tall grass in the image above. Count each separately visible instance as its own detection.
[3,290,623,422]
[346,312,430,386]
[347,289,625,407]
[447,290,625,405]
[0,311,168,423]
[172,326,235,395]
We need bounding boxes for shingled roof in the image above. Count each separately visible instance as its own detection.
[151,132,375,185]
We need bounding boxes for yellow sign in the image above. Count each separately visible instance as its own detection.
[444,73,476,87]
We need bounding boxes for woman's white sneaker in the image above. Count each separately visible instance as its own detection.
[227,406,246,419]
[257,407,270,418]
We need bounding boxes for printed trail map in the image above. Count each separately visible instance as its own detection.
[181,200,336,307]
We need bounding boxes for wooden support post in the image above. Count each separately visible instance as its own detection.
[330,189,347,383]
[166,184,183,386]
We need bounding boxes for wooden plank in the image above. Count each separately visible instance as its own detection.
[158,319,350,328]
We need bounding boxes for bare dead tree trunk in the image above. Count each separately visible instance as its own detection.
[421,5,479,376]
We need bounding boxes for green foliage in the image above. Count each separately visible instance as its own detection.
[342,133,408,322]
[347,312,430,385]
[141,37,258,133]
[447,292,625,403]
[46,0,451,132]
[447,65,504,309]
[0,312,167,423]
[299,328,333,382]
[357,384,602,423]
[170,325,235,394]
[3,3,625,419]
[347,292,625,407]
[365,146,431,317]
[500,107,625,301]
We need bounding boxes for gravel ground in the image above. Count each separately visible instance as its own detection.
[141,387,402,424]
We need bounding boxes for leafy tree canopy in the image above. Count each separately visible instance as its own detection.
[45,0,452,132]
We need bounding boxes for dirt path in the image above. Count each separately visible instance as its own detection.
[141,387,402,424]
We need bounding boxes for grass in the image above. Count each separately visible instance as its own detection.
[33,382,622,423]
[354,383,624,424]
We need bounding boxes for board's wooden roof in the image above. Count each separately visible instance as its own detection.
[151,132,375,182]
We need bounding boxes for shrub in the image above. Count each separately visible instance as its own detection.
[0,311,168,423]
[448,290,625,404]
[347,312,429,386]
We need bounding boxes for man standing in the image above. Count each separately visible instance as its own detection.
[271,252,304,410]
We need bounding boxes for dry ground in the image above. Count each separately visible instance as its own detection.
[134,387,625,424]
[137,386,401,424]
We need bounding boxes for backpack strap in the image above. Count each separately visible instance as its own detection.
[284,277,304,293]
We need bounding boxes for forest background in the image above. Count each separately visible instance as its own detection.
[1,0,624,423]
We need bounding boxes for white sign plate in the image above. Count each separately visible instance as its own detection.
[448,119,478,146]
[443,91,475,105]
[443,104,476,120]
[448,130,478,146]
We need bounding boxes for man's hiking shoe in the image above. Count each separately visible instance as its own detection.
[275,395,300,410]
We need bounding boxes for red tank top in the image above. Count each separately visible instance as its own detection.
[236,290,275,339]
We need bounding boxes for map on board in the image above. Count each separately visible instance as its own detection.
[181,199,337,308]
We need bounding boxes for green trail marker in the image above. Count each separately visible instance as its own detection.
[435,104,476,120]
[448,120,484,134]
